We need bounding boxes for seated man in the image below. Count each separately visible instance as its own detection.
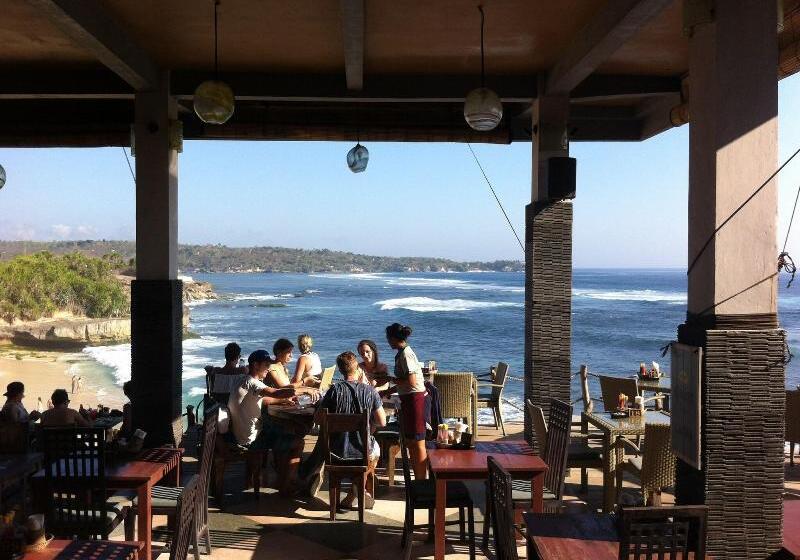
[311,351,386,509]
[40,389,91,427]
[1,382,41,423]
[209,342,248,403]
[227,349,302,495]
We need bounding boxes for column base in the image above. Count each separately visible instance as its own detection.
[676,317,785,559]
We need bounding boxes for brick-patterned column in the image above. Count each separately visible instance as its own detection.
[524,200,572,449]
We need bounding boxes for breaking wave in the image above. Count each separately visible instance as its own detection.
[375,297,522,312]
[572,288,686,304]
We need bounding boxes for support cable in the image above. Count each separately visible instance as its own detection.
[466,143,525,254]
[778,180,800,288]
[121,147,136,185]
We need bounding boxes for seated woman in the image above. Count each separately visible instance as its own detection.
[292,333,323,387]
[357,339,390,390]
[2,381,41,423]
[40,389,91,427]
[268,338,319,391]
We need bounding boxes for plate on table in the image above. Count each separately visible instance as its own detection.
[610,409,629,419]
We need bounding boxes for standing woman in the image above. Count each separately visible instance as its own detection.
[357,339,389,388]
[386,323,427,479]
[292,333,323,386]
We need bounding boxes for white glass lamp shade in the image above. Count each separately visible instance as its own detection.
[347,143,369,173]
[193,80,235,124]
[463,87,503,131]
[0,164,5,189]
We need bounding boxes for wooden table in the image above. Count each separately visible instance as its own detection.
[783,499,800,559]
[266,403,316,436]
[25,539,143,560]
[0,452,42,513]
[34,448,182,560]
[428,441,547,560]
[581,410,671,512]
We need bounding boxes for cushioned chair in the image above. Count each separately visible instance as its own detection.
[397,410,475,560]
[476,361,509,436]
[617,504,708,560]
[615,422,675,506]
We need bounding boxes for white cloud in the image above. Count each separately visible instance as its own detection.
[3,224,38,240]
[50,224,97,240]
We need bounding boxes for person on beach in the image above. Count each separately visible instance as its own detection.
[386,322,428,479]
[209,342,248,403]
[71,375,78,395]
[41,389,91,427]
[1,382,41,423]
[292,334,323,386]
[228,350,303,495]
[356,339,389,389]
[267,338,320,391]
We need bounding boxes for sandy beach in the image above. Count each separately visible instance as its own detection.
[0,346,126,413]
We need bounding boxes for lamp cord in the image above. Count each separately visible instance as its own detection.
[121,147,135,184]
[214,0,220,79]
[478,5,485,88]
[467,143,525,254]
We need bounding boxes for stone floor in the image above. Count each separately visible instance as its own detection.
[132,421,800,559]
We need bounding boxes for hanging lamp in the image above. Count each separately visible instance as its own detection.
[194,0,235,125]
[464,5,502,131]
[347,139,369,173]
[0,164,5,189]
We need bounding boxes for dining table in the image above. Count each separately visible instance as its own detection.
[427,440,547,560]
[24,539,143,560]
[636,376,671,410]
[783,499,800,559]
[581,409,671,512]
[266,402,317,436]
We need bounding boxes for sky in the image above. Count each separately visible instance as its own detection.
[1,75,799,268]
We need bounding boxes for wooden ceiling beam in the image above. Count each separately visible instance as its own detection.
[25,0,159,91]
[340,0,365,91]
[571,74,682,101]
[546,0,674,95]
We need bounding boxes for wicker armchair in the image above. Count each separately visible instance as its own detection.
[615,423,675,506]
[476,362,509,435]
[435,372,478,437]
[787,389,800,466]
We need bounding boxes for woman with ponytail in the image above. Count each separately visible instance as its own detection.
[385,322,427,479]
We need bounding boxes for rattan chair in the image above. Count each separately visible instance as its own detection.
[487,456,520,560]
[476,361,509,436]
[40,427,130,540]
[168,475,201,560]
[435,372,478,437]
[787,389,800,466]
[598,374,663,412]
[617,504,708,560]
[397,410,475,560]
[615,423,675,506]
[319,366,336,392]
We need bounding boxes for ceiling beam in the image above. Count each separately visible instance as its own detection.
[546,0,673,95]
[571,74,682,101]
[340,0,365,91]
[25,0,158,90]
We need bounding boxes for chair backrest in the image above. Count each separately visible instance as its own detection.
[598,375,638,411]
[169,475,201,560]
[319,409,370,467]
[319,366,336,392]
[396,409,414,489]
[526,400,548,455]
[618,505,708,560]
[579,365,594,413]
[436,372,475,420]
[543,399,572,501]
[787,389,800,442]
[490,362,509,401]
[171,416,185,448]
[640,423,675,495]
[41,427,109,539]
[0,410,30,454]
[487,456,519,560]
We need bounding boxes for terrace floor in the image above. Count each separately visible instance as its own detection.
[129,421,800,559]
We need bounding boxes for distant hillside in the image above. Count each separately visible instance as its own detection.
[0,241,523,273]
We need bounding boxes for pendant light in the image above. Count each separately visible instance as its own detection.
[0,164,5,189]
[347,134,369,173]
[194,0,235,125]
[464,5,502,131]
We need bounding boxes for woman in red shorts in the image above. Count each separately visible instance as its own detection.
[386,322,428,479]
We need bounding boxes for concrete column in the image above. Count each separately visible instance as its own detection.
[678,2,784,558]
[131,72,183,447]
[524,93,572,450]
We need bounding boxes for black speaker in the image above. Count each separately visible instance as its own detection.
[547,156,576,200]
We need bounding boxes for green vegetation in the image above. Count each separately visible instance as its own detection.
[0,241,523,273]
[0,252,129,322]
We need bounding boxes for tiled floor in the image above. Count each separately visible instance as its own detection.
[136,422,800,559]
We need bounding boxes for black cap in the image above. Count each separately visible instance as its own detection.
[3,381,24,397]
[248,349,271,365]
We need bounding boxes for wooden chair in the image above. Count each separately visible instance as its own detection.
[127,406,218,558]
[40,427,129,540]
[487,456,519,560]
[615,423,675,506]
[168,475,201,560]
[483,399,573,548]
[319,409,375,522]
[397,410,475,560]
[435,372,478,438]
[319,366,336,392]
[787,389,800,466]
[476,361,509,436]
[617,504,708,560]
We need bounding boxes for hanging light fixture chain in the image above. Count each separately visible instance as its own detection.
[478,5,486,88]
[214,0,220,79]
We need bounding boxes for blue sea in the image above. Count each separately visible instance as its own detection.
[81,270,800,421]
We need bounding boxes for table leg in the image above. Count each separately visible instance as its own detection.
[531,472,544,513]
[138,482,152,560]
[435,478,446,560]
[602,434,615,513]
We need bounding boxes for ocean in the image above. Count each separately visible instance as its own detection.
[80,270,800,421]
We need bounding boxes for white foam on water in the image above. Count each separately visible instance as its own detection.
[375,297,522,312]
[385,276,524,293]
[227,293,295,302]
[311,273,385,281]
[188,386,207,397]
[82,344,131,385]
[572,288,686,304]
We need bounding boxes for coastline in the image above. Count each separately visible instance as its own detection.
[0,346,125,411]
